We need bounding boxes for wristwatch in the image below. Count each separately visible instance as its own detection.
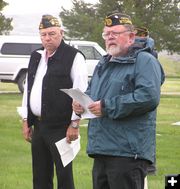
[70,121,79,129]
[22,118,27,122]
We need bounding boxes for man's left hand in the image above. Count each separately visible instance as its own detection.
[66,123,79,143]
[88,100,102,117]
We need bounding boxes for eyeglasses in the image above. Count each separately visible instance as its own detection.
[102,30,130,40]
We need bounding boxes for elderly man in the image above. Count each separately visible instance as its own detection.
[20,15,88,189]
[73,12,165,189]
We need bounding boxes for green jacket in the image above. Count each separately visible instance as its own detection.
[86,44,165,163]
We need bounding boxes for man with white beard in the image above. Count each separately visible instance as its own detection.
[73,11,165,189]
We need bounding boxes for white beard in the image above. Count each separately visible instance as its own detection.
[107,44,123,57]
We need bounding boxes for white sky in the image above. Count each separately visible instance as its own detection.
[2,0,99,35]
[3,0,99,15]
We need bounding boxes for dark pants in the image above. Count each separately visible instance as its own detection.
[92,156,150,189]
[31,121,75,189]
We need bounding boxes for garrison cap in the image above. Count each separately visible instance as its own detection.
[39,14,61,30]
[135,26,149,37]
[104,12,132,27]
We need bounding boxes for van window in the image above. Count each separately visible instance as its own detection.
[78,46,102,60]
[1,43,42,55]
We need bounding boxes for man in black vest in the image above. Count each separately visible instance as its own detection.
[19,15,88,189]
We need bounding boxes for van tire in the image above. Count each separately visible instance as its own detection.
[17,72,26,93]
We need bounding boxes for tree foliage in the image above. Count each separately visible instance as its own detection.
[60,0,103,43]
[60,0,180,53]
[0,0,13,35]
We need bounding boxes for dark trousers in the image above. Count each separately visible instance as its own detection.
[31,121,75,189]
[92,156,150,189]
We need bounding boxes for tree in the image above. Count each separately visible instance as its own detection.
[60,0,103,44]
[60,0,180,53]
[0,0,13,35]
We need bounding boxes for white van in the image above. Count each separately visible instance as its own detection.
[0,35,106,93]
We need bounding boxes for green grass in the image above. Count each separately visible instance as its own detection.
[161,77,180,93]
[0,92,180,189]
[148,95,180,189]
[0,57,180,188]
[0,82,19,92]
[159,56,180,77]
[0,94,32,189]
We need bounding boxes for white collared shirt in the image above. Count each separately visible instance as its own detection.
[20,48,88,120]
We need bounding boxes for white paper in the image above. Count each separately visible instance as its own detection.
[60,88,97,119]
[172,121,180,126]
[55,136,81,167]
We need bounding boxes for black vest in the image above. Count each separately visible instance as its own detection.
[27,40,79,129]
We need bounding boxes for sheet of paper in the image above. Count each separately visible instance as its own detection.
[55,136,81,167]
[60,88,97,119]
[172,121,180,126]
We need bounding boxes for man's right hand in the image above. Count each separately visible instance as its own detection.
[72,100,85,115]
[22,120,32,143]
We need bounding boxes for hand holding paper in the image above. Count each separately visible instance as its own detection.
[60,88,97,119]
[55,136,80,167]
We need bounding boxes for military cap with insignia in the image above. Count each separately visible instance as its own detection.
[104,12,132,27]
[134,26,149,37]
[39,14,61,30]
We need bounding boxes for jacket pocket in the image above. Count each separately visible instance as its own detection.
[109,78,134,96]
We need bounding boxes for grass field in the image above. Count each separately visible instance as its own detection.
[0,92,179,189]
[0,57,180,189]
[159,56,180,77]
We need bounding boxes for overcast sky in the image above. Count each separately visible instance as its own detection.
[3,0,99,15]
[2,0,99,35]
